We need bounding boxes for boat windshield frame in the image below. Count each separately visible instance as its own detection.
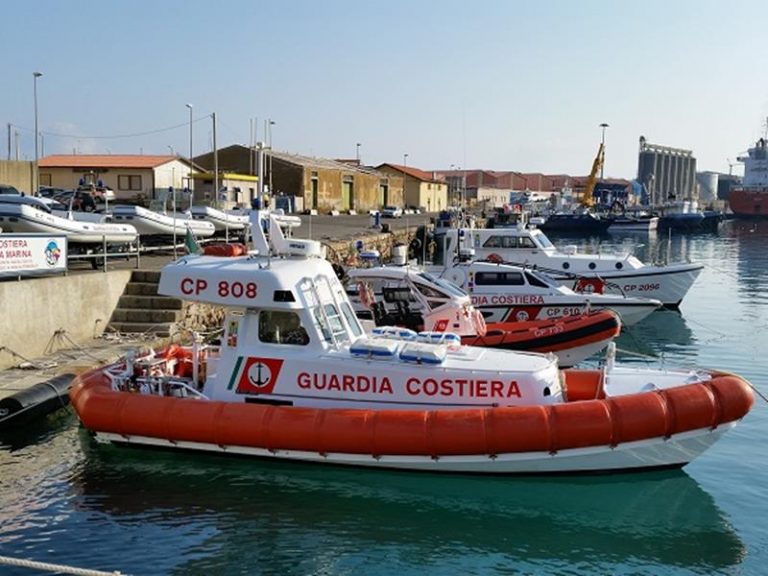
[416,271,468,298]
[529,229,555,250]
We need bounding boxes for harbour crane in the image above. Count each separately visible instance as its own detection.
[581,142,605,208]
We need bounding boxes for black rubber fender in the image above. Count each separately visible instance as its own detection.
[0,373,75,430]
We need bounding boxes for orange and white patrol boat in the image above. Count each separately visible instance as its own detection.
[69,213,754,474]
[346,265,621,368]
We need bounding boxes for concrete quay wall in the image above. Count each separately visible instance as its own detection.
[0,160,34,193]
[0,271,132,370]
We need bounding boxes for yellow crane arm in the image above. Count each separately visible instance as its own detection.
[581,143,604,207]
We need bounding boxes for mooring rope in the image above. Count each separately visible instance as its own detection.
[704,367,768,404]
[0,554,124,576]
[0,346,57,371]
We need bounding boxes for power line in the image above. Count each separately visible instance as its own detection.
[13,116,210,140]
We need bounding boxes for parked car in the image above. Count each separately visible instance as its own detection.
[381,205,403,218]
[53,190,98,212]
[38,186,71,198]
[0,184,22,195]
[78,184,115,203]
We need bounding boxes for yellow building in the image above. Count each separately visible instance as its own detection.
[194,145,404,213]
[190,172,259,208]
[376,164,449,212]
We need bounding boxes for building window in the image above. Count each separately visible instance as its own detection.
[39,173,52,186]
[118,175,142,191]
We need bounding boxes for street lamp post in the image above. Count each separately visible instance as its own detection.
[186,103,193,203]
[267,119,275,200]
[599,122,609,180]
[33,71,43,194]
[356,143,361,164]
[212,112,218,207]
[402,153,408,209]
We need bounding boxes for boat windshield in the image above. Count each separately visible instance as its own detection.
[340,301,363,338]
[313,303,350,344]
[530,230,554,249]
[524,270,555,288]
[416,272,467,297]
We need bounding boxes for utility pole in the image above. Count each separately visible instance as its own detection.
[212,112,218,208]
[249,118,253,175]
[6,123,10,160]
[185,103,193,204]
[33,71,43,193]
[599,122,609,180]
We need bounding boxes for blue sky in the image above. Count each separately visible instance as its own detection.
[2,0,767,178]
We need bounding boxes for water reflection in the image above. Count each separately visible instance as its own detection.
[0,408,73,452]
[66,438,744,575]
[616,309,696,364]
[730,220,768,301]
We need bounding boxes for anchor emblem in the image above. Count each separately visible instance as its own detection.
[236,357,284,395]
[247,361,272,389]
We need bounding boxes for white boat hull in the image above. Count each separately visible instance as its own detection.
[471,298,658,327]
[190,206,249,232]
[554,265,702,308]
[546,336,615,367]
[608,217,659,233]
[0,203,137,244]
[112,205,215,237]
[429,262,661,326]
[93,423,732,473]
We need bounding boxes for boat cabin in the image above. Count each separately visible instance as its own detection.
[434,225,644,274]
[346,266,481,335]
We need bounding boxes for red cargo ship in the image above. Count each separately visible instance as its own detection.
[729,136,768,217]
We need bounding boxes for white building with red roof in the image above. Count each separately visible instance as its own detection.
[38,154,196,202]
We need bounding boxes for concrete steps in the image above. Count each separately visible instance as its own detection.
[107,270,183,336]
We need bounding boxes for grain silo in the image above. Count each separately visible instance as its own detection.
[637,136,697,206]
[696,171,719,203]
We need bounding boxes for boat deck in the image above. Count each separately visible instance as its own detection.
[0,332,171,403]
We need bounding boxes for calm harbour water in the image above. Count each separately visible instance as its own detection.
[1,219,767,576]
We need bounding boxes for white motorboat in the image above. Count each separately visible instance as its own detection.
[189,205,249,233]
[68,211,754,474]
[607,215,659,233]
[111,205,215,238]
[431,259,662,326]
[0,195,137,244]
[432,224,702,307]
[44,197,114,224]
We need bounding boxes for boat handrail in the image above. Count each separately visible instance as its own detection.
[105,367,210,400]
